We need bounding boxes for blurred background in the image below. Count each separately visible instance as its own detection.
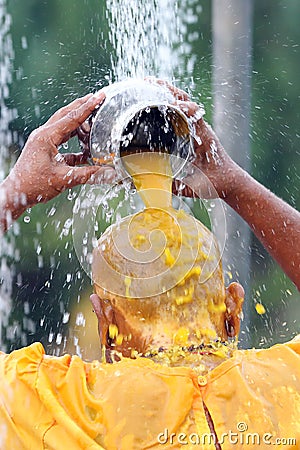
[0,0,299,358]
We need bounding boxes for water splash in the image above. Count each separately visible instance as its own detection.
[0,2,16,179]
[106,0,199,80]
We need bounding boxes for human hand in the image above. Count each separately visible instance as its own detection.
[145,78,236,199]
[6,92,116,209]
[174,100,235,199]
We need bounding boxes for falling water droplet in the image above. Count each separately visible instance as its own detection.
[63,312,70,324]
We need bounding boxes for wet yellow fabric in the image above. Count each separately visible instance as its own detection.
[0,339,300,449]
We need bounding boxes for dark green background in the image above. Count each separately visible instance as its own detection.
[1,0,299,356]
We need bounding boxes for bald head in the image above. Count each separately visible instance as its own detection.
[91,207,233,357]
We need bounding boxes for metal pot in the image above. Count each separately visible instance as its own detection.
[89,79,203,179]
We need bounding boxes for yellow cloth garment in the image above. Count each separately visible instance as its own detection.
[0,339,300,449]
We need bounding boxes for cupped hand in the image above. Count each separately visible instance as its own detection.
[173,102,234,199]
[8,92,116,208]
[145,77,235,199]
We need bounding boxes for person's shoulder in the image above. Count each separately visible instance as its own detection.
[233,335,300,367]
[1,342,74,375]
[230,337,300,390]
[1,342,45,363]
[267,334,300,356]
[236,335,300,356]
[282,334,300,354]
[0,342,46,387]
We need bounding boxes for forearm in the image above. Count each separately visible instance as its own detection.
[223,163,300,290]
[171,104,300,288]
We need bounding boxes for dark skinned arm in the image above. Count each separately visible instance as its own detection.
[180,102,300,290]
[0,92,116,232]
[154,80,300,290]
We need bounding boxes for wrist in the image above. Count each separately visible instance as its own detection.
[219,162,256,214]
[208,157,244,200]
[217,161,252,204]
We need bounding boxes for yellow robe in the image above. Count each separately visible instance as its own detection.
[0,339,300,449]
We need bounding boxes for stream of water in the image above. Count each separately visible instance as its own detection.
[107,0,199,80]
[0,0,200,351]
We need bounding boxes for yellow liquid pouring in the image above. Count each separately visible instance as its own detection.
[122,151,173,209]
[95,149,226,359]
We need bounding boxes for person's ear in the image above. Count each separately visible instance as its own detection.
[90,294,114,347]
[90,293,151,358]
[224,282,244,338]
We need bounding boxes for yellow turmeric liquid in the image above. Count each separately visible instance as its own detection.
[95,149,226,358]
[121,151,172,209]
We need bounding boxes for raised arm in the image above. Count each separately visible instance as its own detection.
[218,153,300,291]
[150,79,299,289]
[0,92,115,232]
[177,101,300,290]
[151,79,300,289]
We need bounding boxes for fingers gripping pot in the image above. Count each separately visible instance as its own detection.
[88,79,202,179]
